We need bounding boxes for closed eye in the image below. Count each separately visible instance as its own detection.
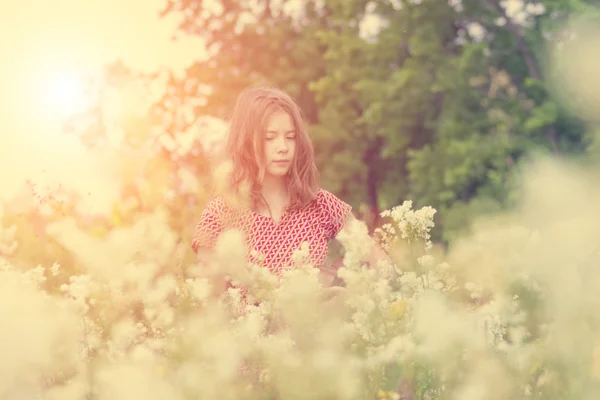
[265,131,295,140]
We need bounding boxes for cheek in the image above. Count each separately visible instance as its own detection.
[263,141,274,157]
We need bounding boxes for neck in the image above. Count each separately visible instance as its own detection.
[261,175,288,199]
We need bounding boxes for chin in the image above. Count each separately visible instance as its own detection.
[267,166,291,177]
[268,171,289,178]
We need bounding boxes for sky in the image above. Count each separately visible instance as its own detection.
[1,0,205,121]
[0,0,206,208]
[0,0,204,74]
[0,0,386,210]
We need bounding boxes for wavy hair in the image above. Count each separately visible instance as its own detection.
[221,85,319,211]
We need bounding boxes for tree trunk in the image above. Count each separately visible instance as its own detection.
[366,166,380,232]
[363,137,384,232]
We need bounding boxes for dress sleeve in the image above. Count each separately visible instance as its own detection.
[191,197,224,253]
[317,189,353,239]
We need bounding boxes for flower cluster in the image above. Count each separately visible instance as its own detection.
[2,158,600,399]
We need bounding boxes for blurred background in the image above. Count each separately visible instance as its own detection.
[1,0,600,273]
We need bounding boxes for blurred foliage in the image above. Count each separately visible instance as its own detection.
[2,2,600,399]
[13,0,599,276]
[2,61,221,276]
[158,0,596,243]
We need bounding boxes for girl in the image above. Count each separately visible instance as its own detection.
[191,85,388,293]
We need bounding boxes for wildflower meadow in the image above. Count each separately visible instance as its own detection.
[3,1,600,399]
[3,155,600,400]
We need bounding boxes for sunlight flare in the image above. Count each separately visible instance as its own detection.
[38,66,88,118]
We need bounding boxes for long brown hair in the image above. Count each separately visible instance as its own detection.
[219,85,319,211]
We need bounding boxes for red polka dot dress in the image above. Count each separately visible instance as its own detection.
[191,189,352,274]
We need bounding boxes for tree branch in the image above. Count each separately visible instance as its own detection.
[482,0,540,80]
[482,0,559,152]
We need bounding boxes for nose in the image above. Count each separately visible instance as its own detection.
[276,137,289,154]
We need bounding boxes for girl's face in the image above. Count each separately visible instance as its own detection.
[263,110,296,180]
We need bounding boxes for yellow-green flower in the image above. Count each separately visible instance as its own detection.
[529,361,543,376]
[377,390,400,400]
[390,300,407,317]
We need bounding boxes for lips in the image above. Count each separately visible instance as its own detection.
[273,160,290,163]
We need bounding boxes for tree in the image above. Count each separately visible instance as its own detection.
[310,0,590,241]
[309,0,461,224]
[405,0,591,241]
[158,0,332,123]
[159,0,591,241]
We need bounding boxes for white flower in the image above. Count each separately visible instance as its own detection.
[186,278,211,303]
[50,262,61,276]
[290,241,311,266]
[417,255,435,269]
[380,201,436,250]
[337,217,373,269]
[467,22,486,42]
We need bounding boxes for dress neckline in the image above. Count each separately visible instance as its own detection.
[251,207,291,225]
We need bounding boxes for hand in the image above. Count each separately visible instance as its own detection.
[322,286,347,301]
[318,266,337,287]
